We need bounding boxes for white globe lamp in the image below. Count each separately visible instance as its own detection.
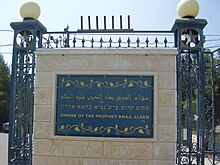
[20,1,41,20]
[177,0,199,18]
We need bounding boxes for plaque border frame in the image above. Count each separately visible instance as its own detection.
[50,71,158,142]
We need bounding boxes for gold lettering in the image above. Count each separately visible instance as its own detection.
[118,115,132,119]
[95,114,118,119]
[85,114,94,118]
[133,115,150,120]
[75,94,85,101]
[60,113,77,118]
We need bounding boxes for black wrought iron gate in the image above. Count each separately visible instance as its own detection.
[8,17,220,165]
[173,18,220,165]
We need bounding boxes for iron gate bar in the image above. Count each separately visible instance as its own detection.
[8,19,46,165]
[172,18,210,165]
[203,48,220,165]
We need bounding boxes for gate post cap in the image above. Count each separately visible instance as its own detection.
[20,1,41,20]
[177,0,199,18]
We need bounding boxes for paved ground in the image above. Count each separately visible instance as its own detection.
[0,133,8,165]
[0,132,217,165]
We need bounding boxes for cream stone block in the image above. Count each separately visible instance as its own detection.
[158,90,176,107]
[152,143,176,160]
[119,160,149,165]
[36,48,177,56]
[94,55,120,70]
[34,122,51,139]
[158,71,176,90]
[34,105,51,122]
[35,72,52,88]
[144,56,175,72]
[158,125,176,142]
[34,156,82,165]
[148,160,176,165]
[34,139,63,156]
[83,159,118,165]
[120,56,175,72]
[104,142,152,159]
[36,55,94,72]
[158,107,177,125]
[120,55,148,71]
[216,134,220,151]
[119,160,175,165]
[35,88,51,105]
[63,141,104,158]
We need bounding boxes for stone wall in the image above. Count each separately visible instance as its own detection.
[33,48,177,165]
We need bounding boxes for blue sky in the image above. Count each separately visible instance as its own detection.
[0,0,220,65]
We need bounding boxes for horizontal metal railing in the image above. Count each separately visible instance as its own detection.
[42,30,175,49]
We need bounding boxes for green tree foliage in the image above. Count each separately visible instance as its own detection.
[0,53,10,130]
[181,50,220,129]
[205,49,220,125]
[215,50,220,124]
